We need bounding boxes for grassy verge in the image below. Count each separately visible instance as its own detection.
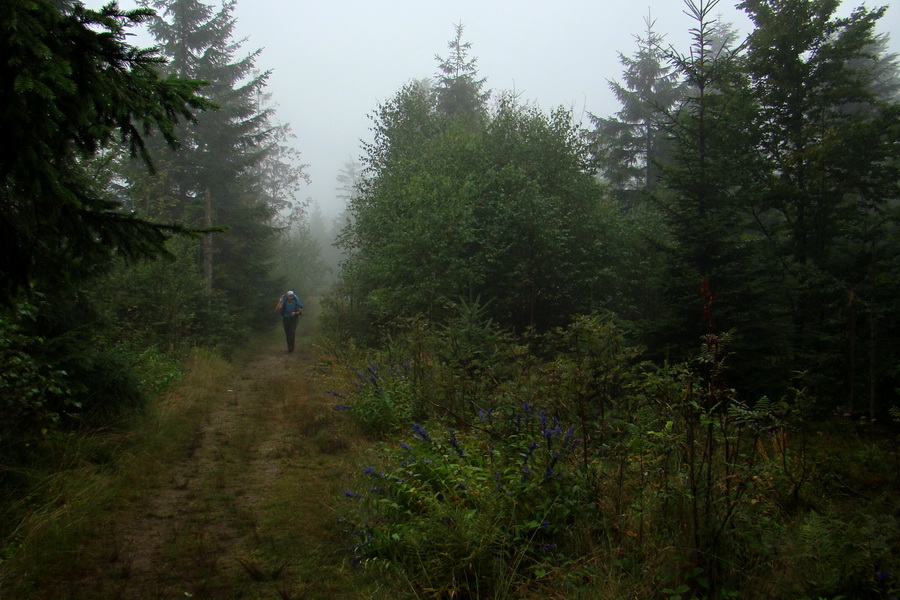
[0,329,406,600]
[0,347,229,595]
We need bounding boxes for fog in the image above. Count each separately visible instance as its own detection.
[85,0,898,218]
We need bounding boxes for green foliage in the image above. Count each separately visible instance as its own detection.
[315,5,900,599]
[132,344,184,396]
[652,0,768,365]
[0,0,210,306]
[0,294,154,452]
[88,237,208,349]
[0,0,227,458]
[339,408,586,597]
[339,88,624,338]
[434,22,490,122]
[133,0,302,331]
[734,0,900,408]
[323,311,900,598]
[0,302,75,441]
[328,363,417,438]
[588,15,686,205]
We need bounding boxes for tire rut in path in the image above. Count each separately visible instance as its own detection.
[71,340,356,600]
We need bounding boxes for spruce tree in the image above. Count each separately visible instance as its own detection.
[0,0,211,434]
[650,0,780,385]
[434,23,490,123]
[588,15,685,207]
[138,0,301,327]
[0,0,208,306]
[739,0,900,408]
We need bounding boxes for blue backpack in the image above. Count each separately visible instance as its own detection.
[280,294,302,317]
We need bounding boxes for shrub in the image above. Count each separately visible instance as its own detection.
[327,362,417,438]
[338,405,588,597]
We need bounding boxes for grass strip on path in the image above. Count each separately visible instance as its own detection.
[2,327,399,600]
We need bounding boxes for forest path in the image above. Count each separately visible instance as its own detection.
[38,325,378,600]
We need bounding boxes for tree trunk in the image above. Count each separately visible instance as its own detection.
[203,188,213,294]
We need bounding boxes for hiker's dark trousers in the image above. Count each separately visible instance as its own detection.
[283,315,299,352]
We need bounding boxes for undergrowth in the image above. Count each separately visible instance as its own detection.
[0,346,229,596]
[322,311,900,600]
[340,407,585,597]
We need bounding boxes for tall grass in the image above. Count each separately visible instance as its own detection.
[1,324,407,600]
[0,347,230,596]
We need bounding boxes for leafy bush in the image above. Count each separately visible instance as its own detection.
[323,314,900,598]
[0,301,75,442]
[327,362,417,438]
[338,405,587,597]
[132,344,184,396]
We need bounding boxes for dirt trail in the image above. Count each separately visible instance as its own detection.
[44,331,373,600]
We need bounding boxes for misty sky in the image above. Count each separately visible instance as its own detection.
[86,0,899,219]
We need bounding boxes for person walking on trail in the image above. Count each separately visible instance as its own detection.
[276,290,302,352]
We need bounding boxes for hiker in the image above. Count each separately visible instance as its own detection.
[276,290,302,352]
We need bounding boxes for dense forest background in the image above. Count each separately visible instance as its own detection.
[2,0,899,598]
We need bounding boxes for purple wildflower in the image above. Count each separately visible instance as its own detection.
[544,424,562,449]
[411,423,432,442]
[543,451,561,480]
[343,490,363,498]
[448,431,464,457]
[363,466,384,478]
[521,465,532,483]
[524,440,539,463]
[332,404,350,411]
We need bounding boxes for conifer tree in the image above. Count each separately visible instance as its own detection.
[434,23,490,123]
[739,0,900,407]
[0,0,208,306]
[649,0,778,382]
[588,15,685,206]
[0,0,211,433]
[137,0,302,327]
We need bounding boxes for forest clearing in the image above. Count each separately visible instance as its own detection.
[3,310,899,600]
[3,0,900,598]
